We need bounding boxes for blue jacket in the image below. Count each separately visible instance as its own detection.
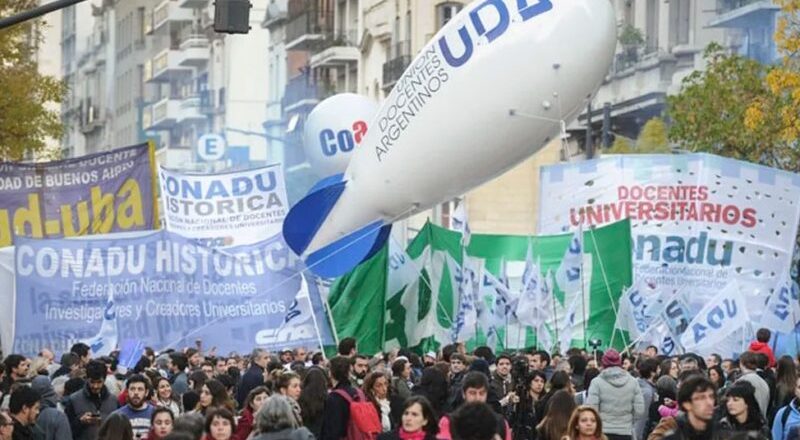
[773,399,800,440]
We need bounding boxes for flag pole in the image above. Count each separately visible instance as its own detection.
[303,273,329,359]
[579,224,588,351]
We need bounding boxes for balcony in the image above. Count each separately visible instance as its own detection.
[382,41,411,91]
[80,102,104,134]
[309,30,360,68]
[144,97,181,130]
[178,0,208,8]
[711,0,779,28]
[281,74,330,113]
[177,35,210,67]
[262,0,288,30]
[147,48,192,83]
[179,96,206,123]
[153,0,194,32]
[285,10,333,50]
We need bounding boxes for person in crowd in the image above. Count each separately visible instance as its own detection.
[636,358,660,440]
[203,408,235,440]
[413,367,449,417]
[391,360,413,401]
[564,406,608,440]
[644,380,678,439]
[705,354,722,370]
[236,349,269,408]
[649,376,716,440]
[194,380,234,418]
[0,411,15,440]
[707,366,725,395]
[298,367,329,439]
[113,374,155,439]
[69,344,91,368]
[450,402,502,440]
[749,328,776,368]
[717,381,769,439]
[277,372,302,402]
[772,376,800,440]
[377,396,438,440]
[172,414,205,440]
[200,364,214,379]
[447,354,469,410]
[250,395,314,440]
[510,370,547,440]
[736,352,770,420]
[536,390,576,440]
[64,360,118,440]
[97,413,132,440]
[153,377,181,416]
[586,349,644,440]
[1,356,29,396]
[575,369,600,406]
[774,356,799,421]
[352,355,370,388]
[213,359,227,378]
[338,338,358,358]
[569,356,589,393]
[147,407,175,440]
[26,357,49,379]
[320,356,363,440]
[186,350,202,373]
[439,372,511,440]
[364,372,394,432]
[9,386,43,440]
[169,355,190,398]
[539,371,574,415]
[183,372,208,414]
[30,376,72,440]
[50,354,79,381]
[234,386,269,440]
[492,355,515,406]
[659,360,679,382]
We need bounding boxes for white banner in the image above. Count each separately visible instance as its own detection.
[680,281,750,352]
[159,165,288,246]
[539,154,800,324]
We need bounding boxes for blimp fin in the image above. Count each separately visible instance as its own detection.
[306,173,344,195]
[283,179,348,256]
[305,221,392,278]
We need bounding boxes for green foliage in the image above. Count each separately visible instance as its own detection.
[608,136,634,154]
[619,24,645,47]
[0,0,65,161]
[637,118,671,153]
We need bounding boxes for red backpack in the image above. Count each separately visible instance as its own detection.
[334,388,382,440]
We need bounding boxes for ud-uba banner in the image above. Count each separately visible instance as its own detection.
[539,154,800,324]
[159,165,288,246]
[0,143,158,247]
[7,230,334,356]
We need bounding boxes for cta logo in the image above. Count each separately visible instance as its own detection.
[319,120,368,157]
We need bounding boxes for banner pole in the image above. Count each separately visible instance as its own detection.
[579,224,588,351]
[304,273,329,360]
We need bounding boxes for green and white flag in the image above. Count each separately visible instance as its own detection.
[327,219,633,355]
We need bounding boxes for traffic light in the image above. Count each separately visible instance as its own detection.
[213,0,252,34]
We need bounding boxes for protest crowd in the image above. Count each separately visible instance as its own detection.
[0,328,798,440]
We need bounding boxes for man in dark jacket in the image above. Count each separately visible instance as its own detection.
[9,386,43,440]
[168,353,190,397]
[63,360,118,440]
[651,376,718,440]
[236,348,269,407]
[320,356,360,440]
[31,376,72,440]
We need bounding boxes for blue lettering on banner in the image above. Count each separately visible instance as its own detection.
[690,299,739,345]
[770,285,798,321]
[164,173,277,199]
[439,0,553,68]
[634,232,733,266]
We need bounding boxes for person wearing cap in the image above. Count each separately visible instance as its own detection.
[423,352,437,368]
[586,349,644,440]
[31,376,72,440]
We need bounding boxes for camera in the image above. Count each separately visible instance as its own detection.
[588,339,602,349]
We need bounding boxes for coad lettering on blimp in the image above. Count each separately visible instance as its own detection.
[283,0,617,278]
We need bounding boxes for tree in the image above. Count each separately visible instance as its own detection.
[608,136,634,154]
[0,0,65,161]
[604,117,670,154]
[667,43,797,169]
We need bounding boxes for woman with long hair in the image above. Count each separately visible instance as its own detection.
[98,413,134,440]
[234,386,269,440]
[277,372,303,424]
[773,355,798,420]
[562,406,607,440]
[203,408,237,440]
[708,365,726,392]
[718,381,769,439]
[364,372,393,432]
[146,407,174,440]
[195,379,236,417]
[511,370,548,440]
[377,396,439,440]
[413,367,449,416]
[298,366,329,439]
[537,390,577,440]
[183,371,209,414]
[539,371,573,416]
[154,377,182,416]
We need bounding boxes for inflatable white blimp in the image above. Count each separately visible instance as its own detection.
[303,94,379,177]
[284,0,617,277]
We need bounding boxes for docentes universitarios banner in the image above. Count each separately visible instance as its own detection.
[9,230,335,357]
[327,220,633,355]
[159,165,289,247]
[0,143,159,248]
[538,154,800,324]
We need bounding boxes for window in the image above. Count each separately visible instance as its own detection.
[436,2,463,30]
[646,0,659,51]
[405,10,411,43]
[669,0,691,47]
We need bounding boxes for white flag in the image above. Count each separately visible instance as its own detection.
[515,241,551,327]
[81,290,118,357]
[615,279,666,338]
[555,228,582,298]
[559,291,581,351]
[680,281,749,352]
[452,201,471,247]
[451,253,482,342]
[760,272,800,334]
